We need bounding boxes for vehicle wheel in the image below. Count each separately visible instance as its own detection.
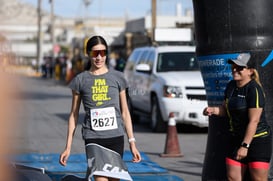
[151,96,166,132]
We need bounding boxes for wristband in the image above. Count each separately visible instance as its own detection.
[128,137,136,143]
[241,142,250,149]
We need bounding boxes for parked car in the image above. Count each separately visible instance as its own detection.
[124,45,208,132]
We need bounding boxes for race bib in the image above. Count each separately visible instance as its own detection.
[90,107,118,131]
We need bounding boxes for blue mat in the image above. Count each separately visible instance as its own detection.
[13,152,184,181]
[13,153,86,163]
[123,150,151,162]
[61,174,183,181]
[126,161,167,173]
[131,174,183,181]
[14,151,151,163]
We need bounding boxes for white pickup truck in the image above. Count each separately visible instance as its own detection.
[124,45,208,132]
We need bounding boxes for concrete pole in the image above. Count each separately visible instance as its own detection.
[37,0,42,72]
[151,0,156,43]
[50,0,56,58]
[83,0,91,37]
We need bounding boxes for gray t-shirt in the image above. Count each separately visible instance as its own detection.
[69,70,127,139]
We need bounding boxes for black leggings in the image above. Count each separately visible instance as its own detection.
[85,136,124,157]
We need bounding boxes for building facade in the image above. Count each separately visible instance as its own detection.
[0,0,194,66]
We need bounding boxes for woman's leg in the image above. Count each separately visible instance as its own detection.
[226,158,247,181]
[249,162,270,181]
[109,178,120,181]
[94,176,120,181]
[94,176,108,181]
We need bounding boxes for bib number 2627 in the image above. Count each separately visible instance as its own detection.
[90,107,118,131]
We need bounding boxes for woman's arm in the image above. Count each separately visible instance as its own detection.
[119,90,141,163]
[203,102,227,117]
[235,108,262,160]
[59,90,81,166]
[242,108,262,145]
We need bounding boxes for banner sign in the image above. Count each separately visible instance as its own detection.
[197,53,241,106]
[85,143,132,181]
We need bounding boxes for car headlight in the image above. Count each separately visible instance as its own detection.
[163,86,183,98]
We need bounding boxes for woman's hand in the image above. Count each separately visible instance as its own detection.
[203,107,215,116]
[236,147,248,161]
[203,105,227,117]
[59,149,70,166]
[130,142,141,163]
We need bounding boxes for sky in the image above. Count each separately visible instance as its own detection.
[20,0,193,19]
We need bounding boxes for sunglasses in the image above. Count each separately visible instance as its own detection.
[90,49,107,57]
[231,64,246,72]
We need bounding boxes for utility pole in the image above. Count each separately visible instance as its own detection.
[83,0,91,37]
[151,0,156,43]
[37,0,42,72]
[50,0,56,58]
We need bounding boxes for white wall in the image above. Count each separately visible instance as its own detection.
[11,43,52,57]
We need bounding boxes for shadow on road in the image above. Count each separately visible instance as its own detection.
[55,113,84,124]
[133,115,208,134]
[54,111,208,134]
[15,91,71,100]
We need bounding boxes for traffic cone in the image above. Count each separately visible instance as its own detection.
[160,113,183,157]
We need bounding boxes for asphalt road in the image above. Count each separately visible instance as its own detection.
[10,75,208,181]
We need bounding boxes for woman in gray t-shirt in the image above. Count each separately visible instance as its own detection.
[59,36,141,181]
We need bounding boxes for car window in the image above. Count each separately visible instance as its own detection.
[145,51,155,69]
[128,50,142,63]
[126,49,143,71]
[156,52,199,72]
[137,50,150,65]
